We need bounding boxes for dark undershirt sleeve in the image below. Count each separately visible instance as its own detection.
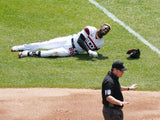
[77,34,89,52]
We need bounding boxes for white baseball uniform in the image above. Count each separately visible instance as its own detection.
[14,26,104,57]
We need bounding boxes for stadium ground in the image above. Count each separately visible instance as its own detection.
[0,88,159,120]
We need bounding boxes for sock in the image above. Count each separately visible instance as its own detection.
[28,51,41,57]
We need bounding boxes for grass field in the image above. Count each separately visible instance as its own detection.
[0,0,160,90]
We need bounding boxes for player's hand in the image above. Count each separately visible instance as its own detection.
[88,50,98,57]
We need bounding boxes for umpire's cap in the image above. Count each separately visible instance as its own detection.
[112,61,127,71]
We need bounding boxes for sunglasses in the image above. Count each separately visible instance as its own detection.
[117,69,124,73]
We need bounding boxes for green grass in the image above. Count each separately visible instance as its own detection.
[0,0,160,91]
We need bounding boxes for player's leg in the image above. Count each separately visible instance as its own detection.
[11,40,57,52]
[40,48,71,57]
[11,35,72,52]
[18,51,41,58]
[18,48,71,58]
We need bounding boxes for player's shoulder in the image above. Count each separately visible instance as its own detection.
[84,26,97,30]
[83,26,97,35]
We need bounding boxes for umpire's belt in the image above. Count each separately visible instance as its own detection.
[71,38,75,48]
[104,105,122,110]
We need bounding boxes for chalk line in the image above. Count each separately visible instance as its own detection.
[89,0,160,55]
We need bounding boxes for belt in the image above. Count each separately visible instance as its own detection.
[71,38,78,54]
[104,105,122,110]
[71,38,75,48]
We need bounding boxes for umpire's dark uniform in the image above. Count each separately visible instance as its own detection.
[102,61,127,120]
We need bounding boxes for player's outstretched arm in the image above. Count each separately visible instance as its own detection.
[77,34,98,57]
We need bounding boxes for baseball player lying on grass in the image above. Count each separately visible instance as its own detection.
[11,23,111,58]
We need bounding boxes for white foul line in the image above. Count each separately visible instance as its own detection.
[89,0,160,55]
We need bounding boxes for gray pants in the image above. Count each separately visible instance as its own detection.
[103,106,123,120]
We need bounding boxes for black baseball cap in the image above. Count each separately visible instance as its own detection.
[112,61,127,71]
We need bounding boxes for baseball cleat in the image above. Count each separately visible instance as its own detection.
[11,45,25,52]
[18,51,29,58]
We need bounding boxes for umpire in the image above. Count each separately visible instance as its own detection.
[102,61,138,120]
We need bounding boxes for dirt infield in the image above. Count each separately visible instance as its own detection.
[0,88,159,120]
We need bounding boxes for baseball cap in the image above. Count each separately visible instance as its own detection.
[112,61,127,71]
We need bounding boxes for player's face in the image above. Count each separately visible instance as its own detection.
[99,25,110,36]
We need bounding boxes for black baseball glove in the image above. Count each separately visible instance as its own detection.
[127,49,140,58]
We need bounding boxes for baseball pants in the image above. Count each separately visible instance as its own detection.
[103,106,123,120]
[22,35,74,57]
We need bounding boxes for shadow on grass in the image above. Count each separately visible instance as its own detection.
[74,53,108,61]
[38,53,109,61]
[126,57,140,60]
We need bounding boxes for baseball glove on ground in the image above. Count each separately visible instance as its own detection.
[127,49,140,58]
